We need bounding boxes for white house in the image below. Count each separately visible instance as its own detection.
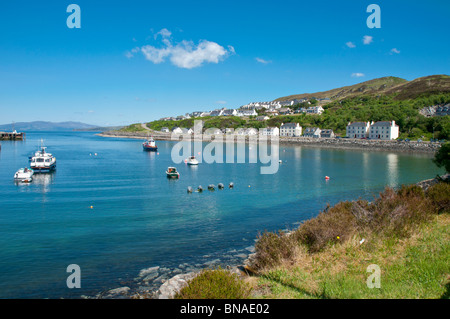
[222,109,237,116]
[210,108,225,116]
[245,128,258,136]
[237,109,258,117]
[161,127,170,133]
[369,121,399,140]
[280,123,302,137]
[255,115,270,121]
[306,106,324,114]
[205,128,223,135]
[200,111,211,117]
[346,121,370,138]
[261,127,280,136]
[303,127,321,138]
[172,127,183,134]
[181,128,193,135]
[320,129,335,138]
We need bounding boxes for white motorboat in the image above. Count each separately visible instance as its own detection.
[29,140,56,173]
[186,155,199,165]
[14,168,34,182]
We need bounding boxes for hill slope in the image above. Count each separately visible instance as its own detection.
[275,75,450,101]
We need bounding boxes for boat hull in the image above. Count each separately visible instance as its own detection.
[143,145,158,151]
[31,163,56,173]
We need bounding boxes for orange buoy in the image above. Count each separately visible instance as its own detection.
[325,176,330,180]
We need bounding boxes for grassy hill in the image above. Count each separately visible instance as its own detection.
[117,74,450,141]
[274,75,450,102]
[274,76,408,101]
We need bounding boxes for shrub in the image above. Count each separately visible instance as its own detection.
[174,268,252,299]
[433,143,450,173]
[253,230,299,270]
[426,182,450,214]
[295,201,357,253]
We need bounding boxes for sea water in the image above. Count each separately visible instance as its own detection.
[0,131,444,298]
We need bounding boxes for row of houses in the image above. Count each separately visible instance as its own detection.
[163,120,400,141]
[346,121,399,140]
[159,98,330,122]
[163,122,334,138]
[160,105,325,122]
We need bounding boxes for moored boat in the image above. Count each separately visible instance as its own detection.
[14,167,34,182]
[30,140,56,173]
[166,167,180,178]
[186,155,199,165]
[143,137,158,151]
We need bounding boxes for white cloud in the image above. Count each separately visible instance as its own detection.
[125,47,140,59]
[351,73,365,78]
[135,29,233,69]
[155,28,172,39]
[255,57,271,64]
[170,40,229,69]
[390,48,401,54]
[216,100,227,104]
[346,41,356,48]
[363,35,373,45]
[141,45,172,64]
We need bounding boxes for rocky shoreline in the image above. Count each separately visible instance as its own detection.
[88,173,448,299]
[98,131,441,154]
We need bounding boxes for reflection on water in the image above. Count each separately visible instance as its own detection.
[32,172,55,194]
[386,153,399,187]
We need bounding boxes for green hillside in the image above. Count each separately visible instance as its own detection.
[118,75,450,141]
[274,76,408,101]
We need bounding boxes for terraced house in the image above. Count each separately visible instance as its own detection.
[346,121,370,138]
[369,121,399,140]
[280,123,302,137]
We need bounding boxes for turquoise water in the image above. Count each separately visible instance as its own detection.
[0,132,444,298]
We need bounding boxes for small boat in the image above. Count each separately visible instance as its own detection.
[29,140,56,173]
[166,167,180,178]
[143,137,158,151]
[14,167,34,182]
[197,185,203,192]
[186,155,199,165]
[218,183,224,189]
[207,184,215,191]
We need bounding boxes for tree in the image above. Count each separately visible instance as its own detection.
[433,142,450,173]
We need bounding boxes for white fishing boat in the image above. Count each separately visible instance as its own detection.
[166,167,180,178]
[14,167,34,182]
[143,136,157,151]
[29,140,56,173]
[186,155,199,165]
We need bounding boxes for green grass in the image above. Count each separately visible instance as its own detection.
[252,182,450,299]
[170,182,450,299]
[174,267,252,299]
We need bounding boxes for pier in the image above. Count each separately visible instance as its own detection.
[0,131,26,140]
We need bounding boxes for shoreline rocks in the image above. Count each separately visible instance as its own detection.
[98,131,441,154]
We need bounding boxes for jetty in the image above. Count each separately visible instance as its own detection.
[0,131,26,140]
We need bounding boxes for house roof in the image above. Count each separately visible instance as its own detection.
[348,122,368,127]
[371,121,397,127]
[281,123,299,128]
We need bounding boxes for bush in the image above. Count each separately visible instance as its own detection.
[426,181,450,214]
[253,230,299,270]
[251,183,446,271]
[174,268,252,299]
[433,143,450,173]
[295,202,358,253]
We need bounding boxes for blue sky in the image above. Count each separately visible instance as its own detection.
[0,0,449,126]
